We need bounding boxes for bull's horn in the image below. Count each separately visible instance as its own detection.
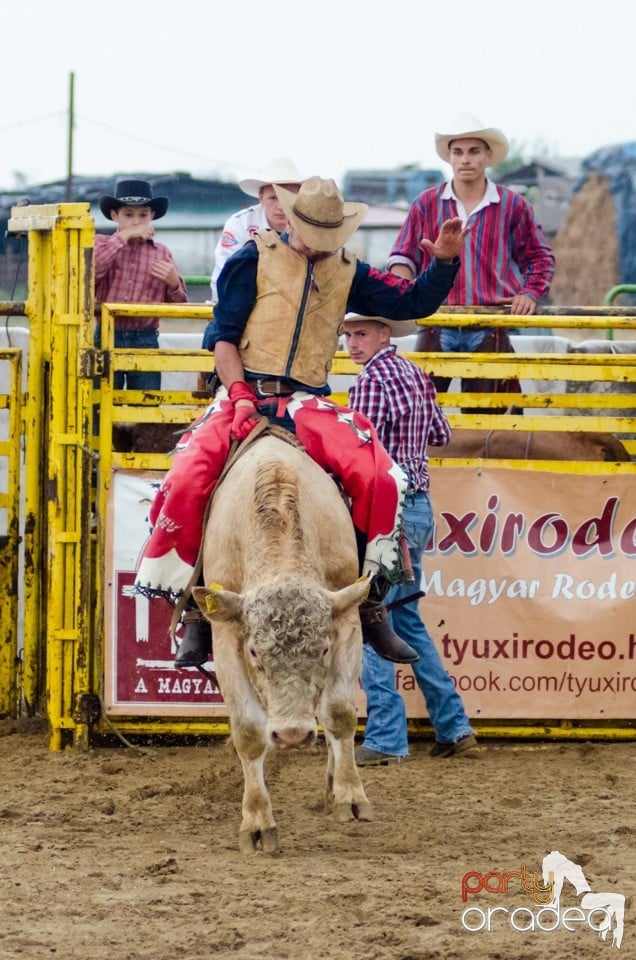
[328,578,370,617]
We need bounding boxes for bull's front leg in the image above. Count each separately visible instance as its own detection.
[232,720,278,854]
[212,629,279,854]
[320,698,373,824]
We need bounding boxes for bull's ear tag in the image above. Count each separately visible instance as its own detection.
[205,582,224,614]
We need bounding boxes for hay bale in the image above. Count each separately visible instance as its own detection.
[551,173,619,306]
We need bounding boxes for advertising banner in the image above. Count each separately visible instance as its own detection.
[105,468,635,720]
[399,467,635,720]
[104,471,225,716]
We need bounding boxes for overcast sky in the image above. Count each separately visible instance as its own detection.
[2,0,632,193]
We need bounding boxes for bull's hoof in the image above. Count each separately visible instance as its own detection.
[333,800,374,823]
[238,826,279,854]
[353,800,373,822]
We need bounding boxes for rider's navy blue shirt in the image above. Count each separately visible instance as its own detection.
[202,233,459,355]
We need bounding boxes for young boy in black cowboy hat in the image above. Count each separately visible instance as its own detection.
[95,177,187,390]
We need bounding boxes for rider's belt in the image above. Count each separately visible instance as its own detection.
[252,378,297,398]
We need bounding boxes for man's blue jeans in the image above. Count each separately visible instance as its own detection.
[440,327,488,353]
[361,491,474,756]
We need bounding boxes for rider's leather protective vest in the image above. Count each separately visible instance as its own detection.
[239,230,357,388]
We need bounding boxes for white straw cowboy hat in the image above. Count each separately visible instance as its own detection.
[342,313,419,338]
[99,178,169,220]
[238,157,304,197]
[435,112,509,166]
[274,177,368,253]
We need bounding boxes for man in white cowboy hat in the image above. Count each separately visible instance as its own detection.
[209,157,304,302]
[341,314,476,764]
[135,176,466,668]
[95,177,187,390]
[387,113,555,411]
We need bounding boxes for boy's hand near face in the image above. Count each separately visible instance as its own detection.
[151,259,180,290]
[119,222,155,244]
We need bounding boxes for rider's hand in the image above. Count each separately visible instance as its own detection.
[228,381,261,441]
[420,217,468,262]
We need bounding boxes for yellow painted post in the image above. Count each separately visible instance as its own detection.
[14,215,54,718]
[0,349,22,717]
[46,205,95,749]
[9,203,96,749]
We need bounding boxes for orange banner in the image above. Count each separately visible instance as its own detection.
[394,467,635,720]
[106,468,635,720]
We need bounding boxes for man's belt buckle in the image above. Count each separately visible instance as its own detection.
[255,378,293,398]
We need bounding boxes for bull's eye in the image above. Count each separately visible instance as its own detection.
[248,647,257,659]
[322,646,329,657]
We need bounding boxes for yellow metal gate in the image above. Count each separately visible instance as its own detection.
[0,346,23,717]
[9,202,97,747]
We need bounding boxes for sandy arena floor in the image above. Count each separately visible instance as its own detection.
[0,720,633,960]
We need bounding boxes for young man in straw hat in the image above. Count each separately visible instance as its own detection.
[342,314,476,763]
[96,178,187,390]
[135,177,466,668]
[210,157,304,302]
[388,114,555,410]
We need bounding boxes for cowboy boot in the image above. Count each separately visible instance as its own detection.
[174,609,212,668]
[359,577,419,664]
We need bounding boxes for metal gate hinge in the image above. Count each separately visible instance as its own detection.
[78,348,109,379]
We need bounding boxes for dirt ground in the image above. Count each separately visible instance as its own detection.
[0,719,633,960]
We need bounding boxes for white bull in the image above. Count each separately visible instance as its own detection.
[192,432,372,854]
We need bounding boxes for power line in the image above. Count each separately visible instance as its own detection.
[76,114,248,173]
[0,112,65,132]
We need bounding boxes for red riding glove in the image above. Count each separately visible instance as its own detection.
[228,381,261,441]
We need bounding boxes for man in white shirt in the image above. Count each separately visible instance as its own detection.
[210,157,304,301]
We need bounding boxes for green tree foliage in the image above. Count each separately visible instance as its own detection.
[491,138,551,178]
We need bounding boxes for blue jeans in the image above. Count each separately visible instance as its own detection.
[439,327,488,353]
[94,327,161,390]
[361,491,474,756]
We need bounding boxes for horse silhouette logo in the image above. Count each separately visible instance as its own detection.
[542,850,625,949]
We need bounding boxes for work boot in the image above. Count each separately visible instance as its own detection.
[174,609,212,668]
[359,598,419,663]
[359,577,418,664]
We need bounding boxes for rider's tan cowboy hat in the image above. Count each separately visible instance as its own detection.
[341,313,419,338]
[435,112,509,166]
[99,178,169,220]
[274,177,368,253]
[239,157,304,197]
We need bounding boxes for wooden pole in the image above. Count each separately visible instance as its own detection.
[66,71,75,202]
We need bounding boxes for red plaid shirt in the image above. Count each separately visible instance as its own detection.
[348,345,450,492]
[95,233,187,330]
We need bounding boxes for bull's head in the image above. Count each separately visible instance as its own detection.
[192,576,368,748]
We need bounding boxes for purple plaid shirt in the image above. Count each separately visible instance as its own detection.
[387,181,554,305]
[348,345,450,492]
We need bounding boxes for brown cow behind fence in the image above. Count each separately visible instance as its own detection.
[432,430,631,462]
[114,423,631,462]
